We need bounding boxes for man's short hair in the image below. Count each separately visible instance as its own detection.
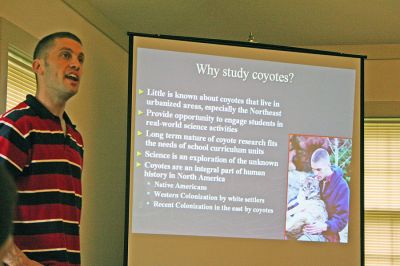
[33,32,82,60]
[0,168,17,246]
[311,148,330,163]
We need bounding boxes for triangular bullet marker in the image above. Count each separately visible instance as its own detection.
[137,131,142,136]
[138,89,144,95]
[136,162,141,168]
[137,151,142,157]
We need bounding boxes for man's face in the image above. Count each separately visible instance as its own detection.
[39,38,85,100]
[311,159,331,181]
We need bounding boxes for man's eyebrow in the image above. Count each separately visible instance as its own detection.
[59,47,85,57]
[59,47,73,52]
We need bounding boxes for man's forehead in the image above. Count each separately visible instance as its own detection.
[52,38,83,52]
[312,159,329,167]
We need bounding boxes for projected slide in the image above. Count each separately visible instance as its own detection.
[131,46,356,242]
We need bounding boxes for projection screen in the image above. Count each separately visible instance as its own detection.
[125,33,364,266]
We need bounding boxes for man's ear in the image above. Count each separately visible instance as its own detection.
[32,59,44,75]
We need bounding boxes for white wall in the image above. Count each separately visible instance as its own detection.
[0,1,128,265]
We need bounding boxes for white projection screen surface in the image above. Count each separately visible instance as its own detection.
[126,34,364,266]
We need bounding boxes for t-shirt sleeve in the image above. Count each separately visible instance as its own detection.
[0,118,30,178]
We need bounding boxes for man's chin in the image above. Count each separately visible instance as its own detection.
[60,89,78,102]
[64,80,80,94]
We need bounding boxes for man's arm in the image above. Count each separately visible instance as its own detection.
[0,118,41,265]
[0,168,16,262]
[2,241,43,266]
[324,182,350,234]
[304,180,350,235]
[0,172,44,266]
[0,236,12,262]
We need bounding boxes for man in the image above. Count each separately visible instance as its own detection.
[303,148,350,242]
[0,168,17,261]
[0,32,85,265]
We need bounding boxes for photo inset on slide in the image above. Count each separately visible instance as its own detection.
[285,134,351,243]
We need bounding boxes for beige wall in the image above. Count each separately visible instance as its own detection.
[0,1,128,265]
[309,44,400,117]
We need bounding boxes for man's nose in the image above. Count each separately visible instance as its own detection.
[70,56,81,70]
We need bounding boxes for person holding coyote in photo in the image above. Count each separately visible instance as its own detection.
[300,148,350,242]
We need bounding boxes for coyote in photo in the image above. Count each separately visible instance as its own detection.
[286,174,328,239]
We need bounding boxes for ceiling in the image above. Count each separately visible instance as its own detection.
[64,0,400,51]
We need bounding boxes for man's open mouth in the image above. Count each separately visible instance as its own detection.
[65,73,79,82]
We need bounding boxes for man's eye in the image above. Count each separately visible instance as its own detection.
[78,55,85,64]
[61,52,71,59]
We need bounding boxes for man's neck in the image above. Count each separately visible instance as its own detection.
[35,91,66,118]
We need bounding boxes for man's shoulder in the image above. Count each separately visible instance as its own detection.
[332,166,343,176]
[0,101,38,137]
[1,101,33,122]
[331,167,349,193]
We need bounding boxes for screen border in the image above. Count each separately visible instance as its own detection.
[124,32,365,266]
